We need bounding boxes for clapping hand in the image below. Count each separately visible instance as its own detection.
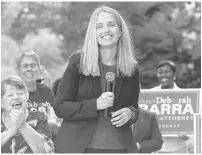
[3,114,18,135]
[7,109,27,132]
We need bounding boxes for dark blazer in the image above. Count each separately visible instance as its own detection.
[132,108,163,153]
[53,52,140,153]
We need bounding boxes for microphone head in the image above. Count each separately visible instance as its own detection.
[105,72,115,82]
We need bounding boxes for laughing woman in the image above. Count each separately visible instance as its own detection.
[54,6,140,153]
[1,76,54,153]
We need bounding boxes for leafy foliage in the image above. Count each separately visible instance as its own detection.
[1,2,201,88]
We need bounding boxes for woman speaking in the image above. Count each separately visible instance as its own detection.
[54,6,140,153]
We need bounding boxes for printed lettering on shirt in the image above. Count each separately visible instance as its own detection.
[27,101,33,108]
[33,102,38,108]
[29,107,37,112]
[38,106,47,115]
[27,100,51,112]
[42,101,51,107]
[27,119,38,126]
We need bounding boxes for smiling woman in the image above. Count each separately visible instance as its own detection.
[15,50,60,144]
[96,12,121,49]
[16,51,40,86]
[1,76,54,153]
[54,5,140,153]
[151,60,181,90]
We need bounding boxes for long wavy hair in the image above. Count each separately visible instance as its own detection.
[80,6,138,77]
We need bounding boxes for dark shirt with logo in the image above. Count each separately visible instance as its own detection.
[1,107,54,153]
[28,83,53,114]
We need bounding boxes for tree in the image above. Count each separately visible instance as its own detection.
[1,1,200,88]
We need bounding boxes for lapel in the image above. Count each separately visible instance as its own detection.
[114,76,123,104]
[92,76,102,97]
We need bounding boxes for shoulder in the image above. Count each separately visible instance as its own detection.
[36,84,53,99]
[37,84,52,92]
[133,66,139,75]
[173,83,181,89]
[68,50,81,65]
[150,83,181,90]
[132,67,140,79]
[65,50,82,74]
[150,85,161,90]
[123,66,139,79]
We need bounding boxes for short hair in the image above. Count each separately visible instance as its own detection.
[16,50,40,70]
[52,77,62,96]
[1,75,28,97]
[157,60,176,73]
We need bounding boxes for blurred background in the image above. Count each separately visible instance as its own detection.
[1,1,201,88]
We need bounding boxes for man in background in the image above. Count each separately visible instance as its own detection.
[131,108,163,153]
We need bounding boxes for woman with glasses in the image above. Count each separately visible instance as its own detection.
[15,51,59,143]
[1,76,54,153]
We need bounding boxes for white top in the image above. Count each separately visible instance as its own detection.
[150,83,181,90]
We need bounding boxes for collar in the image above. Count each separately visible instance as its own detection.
[161,83,180,89]
[153,82,180,90]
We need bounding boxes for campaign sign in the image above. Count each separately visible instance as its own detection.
[138,89,200,135]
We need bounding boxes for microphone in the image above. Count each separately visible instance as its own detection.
[104,72,115,117]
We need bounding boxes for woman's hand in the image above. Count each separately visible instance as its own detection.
[111,107,133,127]
[3,114,18,135]
[96,92,114,110]
[9,109,27,130]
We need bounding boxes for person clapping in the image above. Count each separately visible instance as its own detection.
[1,76,54,153]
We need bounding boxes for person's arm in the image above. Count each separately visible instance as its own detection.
[126,68,140,124]
[47,106,61,136]
[19,123,49,153]
[53,55,98,120]
[138,114,163,153]
[1,130,16,147]
[19,112,54,153]
[111,69,140,127]
[47,106,59,124]
[1,113,18,147]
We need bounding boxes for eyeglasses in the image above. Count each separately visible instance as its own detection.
[19,64,38,69]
